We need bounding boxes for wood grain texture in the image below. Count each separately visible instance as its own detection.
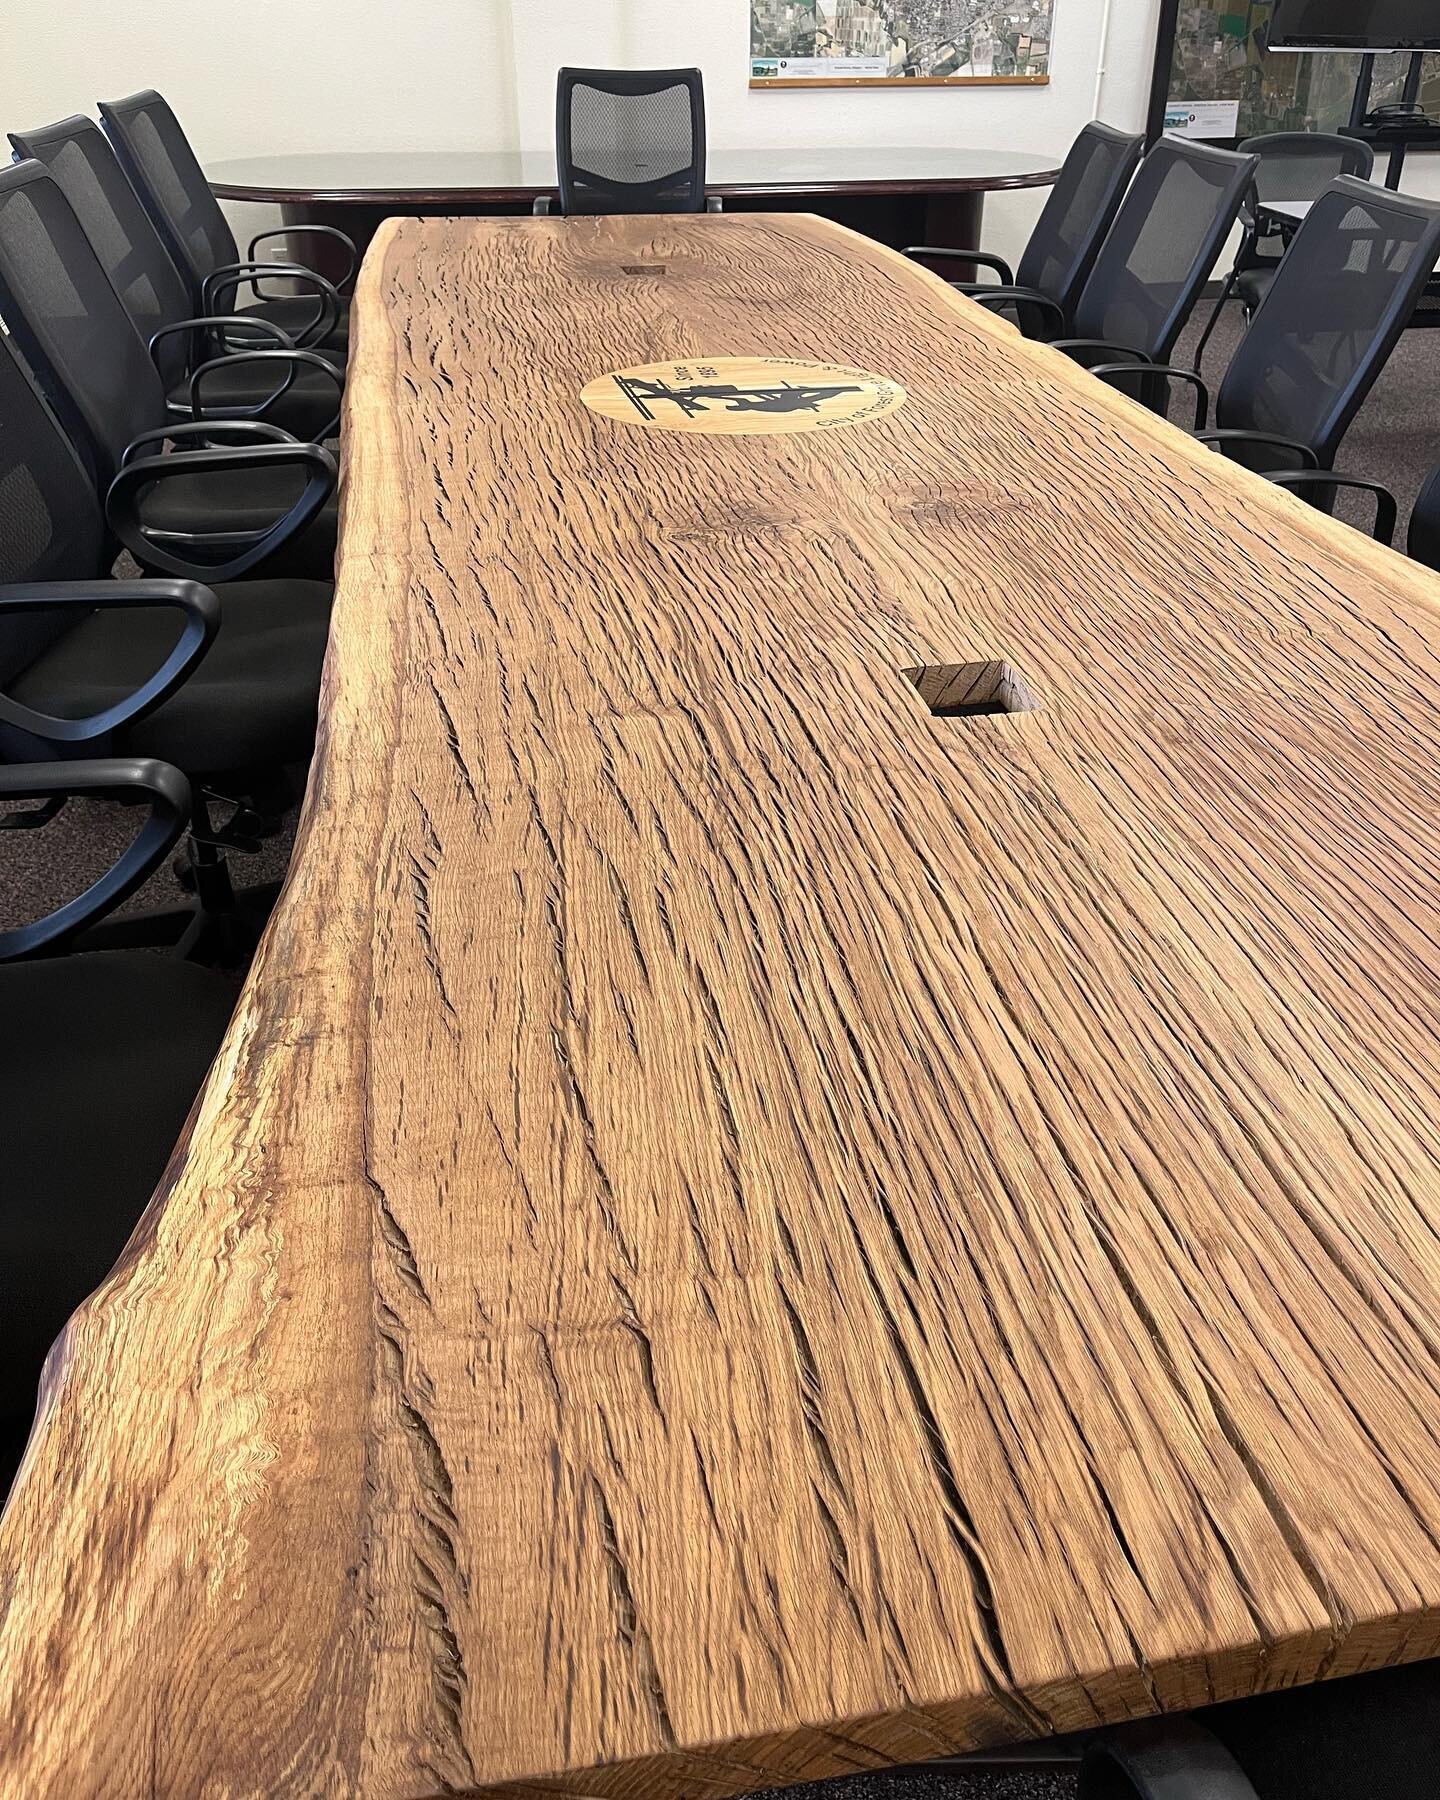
[6,211,1440,1798]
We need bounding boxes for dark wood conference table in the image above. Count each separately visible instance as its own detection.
[209,145,1063,270]
[7,211,1440,1796]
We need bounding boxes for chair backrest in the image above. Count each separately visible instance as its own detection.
[1217,178,1440,469]
[555,68,707,216]
[9,115,197,388]
[0,162,167,488]
[97,90,239,305]
[1240,130,1376,213]
[0,332,104,687]
[1014,121,1144,317]
[1410,464,1440,572]
[1073,136,1260,363]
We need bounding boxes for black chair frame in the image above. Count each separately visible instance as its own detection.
[0,758,192,960]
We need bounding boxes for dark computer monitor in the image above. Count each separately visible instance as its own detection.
[1268,0,1440,51]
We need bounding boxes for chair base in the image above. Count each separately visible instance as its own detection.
[72,877,283,967]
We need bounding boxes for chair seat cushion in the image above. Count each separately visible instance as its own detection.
[1236,266,1276,311]
[139,466,338,581]
[168,357,342,441]
[11,580,332,776]
[240,296,349,363]
[0,951,235,1426]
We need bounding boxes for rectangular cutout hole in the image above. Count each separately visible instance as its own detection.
[622,264,666,276]
[903,660,1042,719]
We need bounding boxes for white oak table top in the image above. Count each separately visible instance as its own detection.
[6,212,1440,1798]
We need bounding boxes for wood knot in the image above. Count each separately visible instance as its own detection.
[669,504,794,544]
[897,484,1028,532]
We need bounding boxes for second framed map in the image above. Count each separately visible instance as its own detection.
[751,2,1055,87]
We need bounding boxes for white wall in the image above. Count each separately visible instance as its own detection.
[603,0,1162,263]
[1,0,1162,269]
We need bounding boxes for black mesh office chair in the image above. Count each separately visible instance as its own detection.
[1104,180,1440,479]
[10,116,344,439]
[541,68,715,216]
[98,89,351,354]
[1080,1659,1440,1799]
[1192,130,1376,373]
[0,161,339,581]
[1265,454,1440,559]
[0,756,238,1496]
[0,324,332,925]
[1407,463,1440,567]
[1021,137,1259,404]
[904,121,1144,339]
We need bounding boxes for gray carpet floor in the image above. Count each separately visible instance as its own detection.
[4,293,1438,1800]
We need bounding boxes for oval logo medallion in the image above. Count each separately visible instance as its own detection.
[580,356,906,435]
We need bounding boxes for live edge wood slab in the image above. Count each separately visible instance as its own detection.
[6,213,1440,1798]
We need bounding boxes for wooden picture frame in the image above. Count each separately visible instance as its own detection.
[749,3,1055,90]
[748,73,1050,89]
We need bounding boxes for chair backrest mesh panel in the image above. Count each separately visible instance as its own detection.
[1073,137,1259,362]
[0,332,104,685]
[1217,178,1440,469]
[98,91,239,303]
[1238,133,1377,257]
[0,163,166,486]
[557,69,706,215]
[10,117,196,388]
[1243,131,1376,208]
[1015,122,1143,317]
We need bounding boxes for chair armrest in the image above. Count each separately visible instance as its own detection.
[1192,429,1319,471]
[203,263,341,350]
[1080,1718,1262,1800]
[1088,361,1211,429]
[0,757,192,961]
[946,280,1026,296]
[972,288,1067,334]
[150,313,291,381]
[186,350,298,423]
[904,245,1015,286]
[107,442,338,582]
[187,348,344,440]
[0,580,220,744]
[247,223,356,290]
[705,194,723,213]
[533,195,556,216]
[121,420,299,466]
[1051,338,1154,369]
[1267,470,1399,543]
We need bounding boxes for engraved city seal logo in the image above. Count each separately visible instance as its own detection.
[580,356,906,434]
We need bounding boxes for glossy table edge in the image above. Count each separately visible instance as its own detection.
[209,165,1063,205]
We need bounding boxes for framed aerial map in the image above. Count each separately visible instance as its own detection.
[750,1,1054,88]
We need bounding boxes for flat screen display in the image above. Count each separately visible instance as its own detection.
[1269,0,1440,50]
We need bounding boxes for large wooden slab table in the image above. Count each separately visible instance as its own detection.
[6,212,1440,1797]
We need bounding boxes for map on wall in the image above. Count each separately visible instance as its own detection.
[750,2,1054,86]
[1165,2,1440,139]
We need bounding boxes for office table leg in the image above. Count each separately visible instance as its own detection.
[920,191,986,280]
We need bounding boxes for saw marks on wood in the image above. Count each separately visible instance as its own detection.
[6,212,1440,1799]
